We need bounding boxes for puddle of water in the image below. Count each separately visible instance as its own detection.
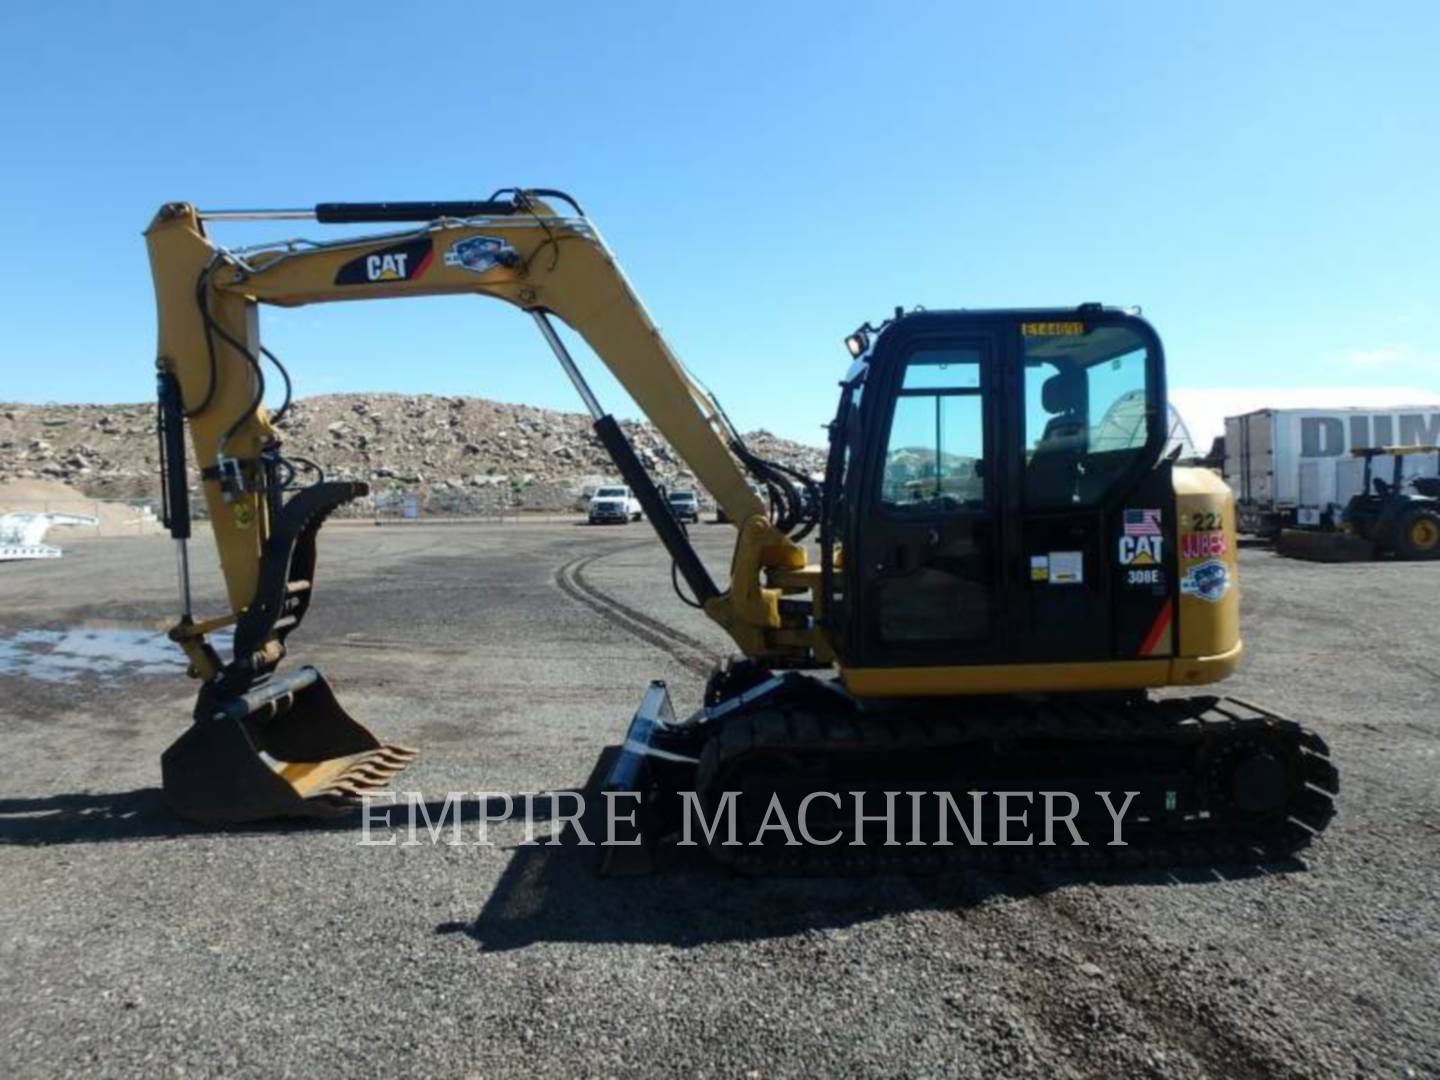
[0,623,234,683]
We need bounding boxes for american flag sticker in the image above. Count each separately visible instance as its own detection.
[1124,509,1162,537]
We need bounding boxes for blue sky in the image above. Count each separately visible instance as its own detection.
[2,0,1437,447]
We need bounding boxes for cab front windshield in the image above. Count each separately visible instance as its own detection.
[595,487,628,500]
[1022,323,1158,507]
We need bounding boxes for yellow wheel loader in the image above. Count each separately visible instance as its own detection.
[145,190,1337,868]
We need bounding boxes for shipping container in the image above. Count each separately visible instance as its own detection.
[1225,406,1440,535]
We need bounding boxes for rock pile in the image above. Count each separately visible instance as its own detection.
[0,395,825,514]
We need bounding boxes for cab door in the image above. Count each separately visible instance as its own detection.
[1013,317,1167,663]
[850,325,1001,667]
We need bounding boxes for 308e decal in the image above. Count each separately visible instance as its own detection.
[1118,507,1165,589]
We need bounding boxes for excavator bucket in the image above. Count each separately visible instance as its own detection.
[152,466,415,825]
[161,666,416,825]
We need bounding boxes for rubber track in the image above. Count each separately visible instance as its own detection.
[701,695,1339,875]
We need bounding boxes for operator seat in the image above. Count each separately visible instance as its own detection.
[1026,366,1087,504]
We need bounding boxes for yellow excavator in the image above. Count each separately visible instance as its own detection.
[145,190,1337,869]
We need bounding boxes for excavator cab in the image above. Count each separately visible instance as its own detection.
[822,308,1186,682]
[607,307,1334,872]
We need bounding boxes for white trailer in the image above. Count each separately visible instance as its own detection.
[1225,406,1440,535]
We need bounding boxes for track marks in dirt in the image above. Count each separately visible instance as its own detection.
[554,549,721,678]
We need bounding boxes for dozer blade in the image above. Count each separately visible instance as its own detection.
[162,665,417,825]
[1276,528,1376,562]
[600,680,700,875]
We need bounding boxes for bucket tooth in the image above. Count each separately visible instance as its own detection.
[303,748,414,798]
[1303,754,1340,793]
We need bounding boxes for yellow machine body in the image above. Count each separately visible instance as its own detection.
[144,191,1256,828]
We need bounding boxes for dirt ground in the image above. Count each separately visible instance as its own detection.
[0,522,1435,1078]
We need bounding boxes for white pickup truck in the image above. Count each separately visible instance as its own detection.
[587,485,642,524]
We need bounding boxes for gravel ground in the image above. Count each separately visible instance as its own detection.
[0,522,1435,1078]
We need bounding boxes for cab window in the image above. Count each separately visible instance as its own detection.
[1022,325,1155,507]
[880,347,985,512]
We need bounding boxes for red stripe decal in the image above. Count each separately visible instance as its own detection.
[412,247,435,280]
[1140,599,1174,656]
